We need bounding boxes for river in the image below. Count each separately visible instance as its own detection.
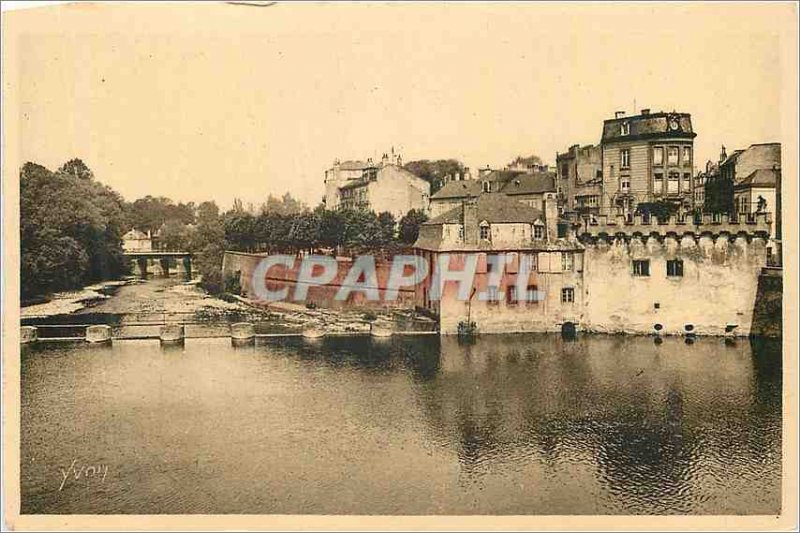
[20,279,782,515]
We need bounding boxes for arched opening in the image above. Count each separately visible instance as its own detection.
[561,322,577,340]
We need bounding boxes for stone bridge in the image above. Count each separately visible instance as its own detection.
[124,250,193,278]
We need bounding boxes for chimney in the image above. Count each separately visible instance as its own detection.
[543,193,558,241]
[615,111,626,119]
[719,145,727,163]
[641,108,650,115]
[462,198,479,245]
[463,167,471,181]
[381,153,389,167]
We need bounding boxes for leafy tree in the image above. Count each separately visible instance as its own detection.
[223,211,258,252]
[261,192,307,216]
[508,154,544,169]
[377,211,396,246]
[403,159,465,194]
[316,207,345,250]
[635,201,680,222]
[20,160,127,298]
[398,208,428,244]
[288,210,320,253]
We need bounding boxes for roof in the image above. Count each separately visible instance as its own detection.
[602,111,696,143]
[425,193,542,226]
[338,160,374,171]
[123,229,149,240]
[497,172,556,195]
[430,179,483,200]
[339,177,370,190]
[735,168,777,189]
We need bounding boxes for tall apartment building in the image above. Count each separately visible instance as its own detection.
[600,109,696,215]
[556,144,603,216]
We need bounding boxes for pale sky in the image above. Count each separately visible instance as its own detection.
[6,2,797,207]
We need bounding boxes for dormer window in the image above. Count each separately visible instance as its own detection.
[620,122,630,135]
[479,221,490,240]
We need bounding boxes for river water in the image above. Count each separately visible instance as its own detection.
[21,330,781,515]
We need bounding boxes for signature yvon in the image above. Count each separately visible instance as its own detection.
[58,459,108,491]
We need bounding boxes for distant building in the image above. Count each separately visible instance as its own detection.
[122,228,153,252]
[600,109,696,215]
[323,149,430,220]
[704,142,781,217]
[556,144,603,217]
[428,169,556,218]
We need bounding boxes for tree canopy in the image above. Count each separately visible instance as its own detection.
[403,159,465,194]
[20,160,127,298]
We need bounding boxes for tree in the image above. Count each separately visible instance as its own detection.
[316,207,345,251]
[403,159,465,194]
[398,209,428,244]
[20,160,127,298]
[261,192,307,216]
[288,210,321,253]
[508,154,544,169]
[377,211,396,246]
[635,200,680,222]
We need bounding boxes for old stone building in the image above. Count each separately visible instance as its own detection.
[122,228,153,252]
[414,193,583,334]
[705,142,782,217]
[323,149,430,220]
[428,169,556,218]
[556,144,603,217]
[600,109,696,215]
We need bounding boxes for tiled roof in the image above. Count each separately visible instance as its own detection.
[338,160,373,171]
[736,168,777,188]
[498,172,556,195]
[425,193,542,225]
[430,180,483,200]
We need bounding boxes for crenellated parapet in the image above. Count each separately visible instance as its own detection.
[576,212,772,243]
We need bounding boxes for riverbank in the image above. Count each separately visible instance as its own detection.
[21,276,436,334]
[20,279,135,319]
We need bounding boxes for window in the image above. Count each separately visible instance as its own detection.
[561,287,575,303]
[668,147,679,165]
[458,225,464,241]
[621,179,630,192]
[682,146,691,164]
[666,259,684,277]
[533,224,544,239]
[562,252,574,271]
[621,149,630,169]
[526,284,539,303]
[653,147,664,166]
[633,259,650,277]
[487,286,499,305]
[560,164,569,180]
[482,181,491,193]
[479,224,490,240]
[620,122,630,135]
[506,285,518,305]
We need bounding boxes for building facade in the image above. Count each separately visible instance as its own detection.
[556,144,603,217]
[600,109,696,215]
[324,150,430,220]
[414,193,584,334]
[122,228,153,252]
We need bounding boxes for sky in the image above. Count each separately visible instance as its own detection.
[6,2,796,208]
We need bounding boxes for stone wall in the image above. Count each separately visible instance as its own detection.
[222,251,417,310]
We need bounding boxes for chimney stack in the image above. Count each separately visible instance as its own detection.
[719,145,727,163]
[462,198,479,245]
[615,111,626,119]
[641,108,650,115]
[543,193,558,241]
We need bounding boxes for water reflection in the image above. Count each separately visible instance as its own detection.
[21,334,780,515]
